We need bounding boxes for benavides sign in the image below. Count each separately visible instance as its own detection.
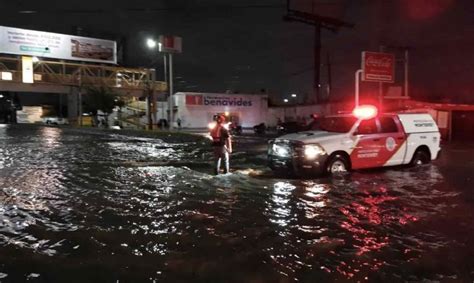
[361,51,395,83]
[186,94,254,107]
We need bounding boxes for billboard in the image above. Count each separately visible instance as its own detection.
[0,26,117,64]
[362,51,395,83]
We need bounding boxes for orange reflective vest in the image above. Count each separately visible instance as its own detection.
[210,124,223,144]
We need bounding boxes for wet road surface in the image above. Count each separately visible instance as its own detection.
[0,124,473,282]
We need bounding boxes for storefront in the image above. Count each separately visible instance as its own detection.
[173,92,268,128]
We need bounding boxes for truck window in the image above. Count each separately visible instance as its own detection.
[356,118,378,135]
[379,117,398,133]
[319,117,357,133]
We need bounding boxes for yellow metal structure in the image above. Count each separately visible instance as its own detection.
[0,56,167,92]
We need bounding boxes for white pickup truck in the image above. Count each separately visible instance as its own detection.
[268,105,441,176]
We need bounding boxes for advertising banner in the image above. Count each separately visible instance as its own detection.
[186,94,255,107]
[0,26,117,64]
[362,51,395,83]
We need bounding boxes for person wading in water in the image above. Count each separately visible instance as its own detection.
[210,115,232,175]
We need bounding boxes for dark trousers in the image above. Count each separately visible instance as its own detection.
[213,146,229,174]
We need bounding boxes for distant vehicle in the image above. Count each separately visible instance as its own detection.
[276,121,306,135]
[253,123,266,135]
[268,105,441,176]
[43,117,69,125]
[229,123,242,135]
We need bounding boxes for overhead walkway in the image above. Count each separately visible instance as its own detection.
[0,56,166,96]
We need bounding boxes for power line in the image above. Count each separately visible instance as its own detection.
[11,4,286,15]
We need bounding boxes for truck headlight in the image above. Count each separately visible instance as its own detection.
[272,144,289,157]
[304,144,325,159]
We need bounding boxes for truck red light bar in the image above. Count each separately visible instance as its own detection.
[353,105,378,120]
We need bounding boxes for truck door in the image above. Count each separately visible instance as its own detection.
[377,116,407,166]
[350,118,383,169]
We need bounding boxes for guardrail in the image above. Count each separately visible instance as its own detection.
[0,56,167,92]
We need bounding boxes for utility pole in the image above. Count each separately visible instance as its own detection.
[163,54,168,120]
[404,49,409,98]
[314,23,321,103]
[387,45,411,98]
[284,0,353,104]
[326,52,332,101]
[169,53,174,130]
[378,45,385,109]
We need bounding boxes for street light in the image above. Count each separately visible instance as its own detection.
[283,99,289,103]
[147,38,157,49]
[291,93,297,98]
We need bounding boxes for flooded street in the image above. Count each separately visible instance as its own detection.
[1,124,473,282]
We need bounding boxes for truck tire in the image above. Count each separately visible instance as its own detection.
[410,149,430,166]
[326,154,349,175]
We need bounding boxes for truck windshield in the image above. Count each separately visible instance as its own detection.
[318,116,357,133]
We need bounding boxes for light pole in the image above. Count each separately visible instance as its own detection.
[147,37,176,130]
[147,38,173,130]
[283,98,289,121]
[291,94,297,118]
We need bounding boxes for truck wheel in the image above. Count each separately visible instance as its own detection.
[410,149,430,166]
[326,154,349,175]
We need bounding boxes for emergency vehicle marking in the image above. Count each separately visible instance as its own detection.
[357,149,380,158]
[350,134,407,169]
[413,119,435,127]
[386,137,396,152]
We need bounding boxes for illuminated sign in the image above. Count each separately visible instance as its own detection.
[22,56,34,83]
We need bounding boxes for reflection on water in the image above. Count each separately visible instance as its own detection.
[0,125,473,282]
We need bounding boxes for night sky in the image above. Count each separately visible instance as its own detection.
[1,0,473,103]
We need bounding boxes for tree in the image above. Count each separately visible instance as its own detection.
[83,85,120,127]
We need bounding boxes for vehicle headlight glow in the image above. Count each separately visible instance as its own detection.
[208,122,216,130]
[272,144,289,157]
[304,144,325,159]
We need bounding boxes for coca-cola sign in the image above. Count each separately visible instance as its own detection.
[362,51,395,82]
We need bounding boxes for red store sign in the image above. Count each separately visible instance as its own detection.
[362,51,395,83]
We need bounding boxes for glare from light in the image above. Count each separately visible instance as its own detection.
[353,105,378,120]
[272,144,289,157]
[224,111,230,116]
[1,72,13,81]
[291,94,297,98]
[283,99,289,103]
[208,122,216,130]
[32,56,40,63]
[147,38,157,49]
[0,94,3,98]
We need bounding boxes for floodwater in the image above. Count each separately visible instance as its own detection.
[0,124,473,282]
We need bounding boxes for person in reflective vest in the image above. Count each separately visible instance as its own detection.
[210,115,232,174]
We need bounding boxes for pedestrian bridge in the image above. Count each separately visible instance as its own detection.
[0,56,167,96]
